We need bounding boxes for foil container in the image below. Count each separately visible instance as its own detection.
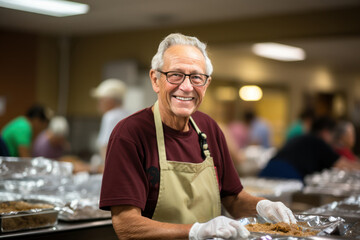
[303,194,360,219]
[237,215,346,240]
[59,198,110,221]
[54,173,111,221]
[0,157,73,195]
[0,200,58,233]
[241,177,303,206]
[304,169,360,196]
[0,158,110,222]
[9,173,110,221]
[0,157,73,180]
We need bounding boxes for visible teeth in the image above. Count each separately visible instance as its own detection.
[176,96,193,101]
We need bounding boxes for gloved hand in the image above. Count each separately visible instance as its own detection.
[256,199,296,224]
[189,216,250,240]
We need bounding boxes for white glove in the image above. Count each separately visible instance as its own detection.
[189,216,250,240]
[256,199,296,224]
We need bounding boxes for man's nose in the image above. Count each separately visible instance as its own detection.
[179,75,193,90]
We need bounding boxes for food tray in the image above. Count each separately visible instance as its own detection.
[304,169,360,197]
[303,195,360,219]
[59,198,111,221]
[0,200,58,233]
[237,214,346,239]
[241,177,303,206]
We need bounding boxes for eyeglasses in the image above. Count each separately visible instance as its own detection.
[157,70,209,86]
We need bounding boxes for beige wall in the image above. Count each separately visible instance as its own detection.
[3,6,359,125]
[0,30,37,128]
[36,35,59,112]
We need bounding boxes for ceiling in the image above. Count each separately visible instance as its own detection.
[1,0,360,79]
[0,0,360,35]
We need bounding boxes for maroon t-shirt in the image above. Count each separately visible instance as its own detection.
[99,106,243,218]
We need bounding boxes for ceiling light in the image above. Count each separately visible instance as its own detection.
[0,0,89,17]
[239,85,263,101]
[252,42,306,61]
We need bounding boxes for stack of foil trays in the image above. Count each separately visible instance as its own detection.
[0,157,110,222]
[302,194,360,238]
[304,168,360,196]
[241,177,303,206]
[303,195,360,219]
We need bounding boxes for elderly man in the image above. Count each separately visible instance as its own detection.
[100,33,296,239]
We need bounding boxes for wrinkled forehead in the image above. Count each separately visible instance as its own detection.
[162,45,206,70]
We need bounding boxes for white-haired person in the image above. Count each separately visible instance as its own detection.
[32,116,70,159]
[99,33,296,240]
[91,79,130,172]
[332,120,359,162]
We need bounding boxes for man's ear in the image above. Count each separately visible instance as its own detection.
[149,69,160,93]
[202,76,212,95]
[206,76,212,86]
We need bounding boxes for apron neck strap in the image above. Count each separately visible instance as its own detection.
[154,101,167,165]
[154,101,211,161]
[189,117,211,159]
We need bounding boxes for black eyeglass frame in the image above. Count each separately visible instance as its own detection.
[157,70,210,87]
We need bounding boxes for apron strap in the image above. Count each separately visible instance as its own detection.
[154,101,211,166]
[154,101,168,168]
[189,117,211,159]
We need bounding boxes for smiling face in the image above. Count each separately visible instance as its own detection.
[150,45,211,130]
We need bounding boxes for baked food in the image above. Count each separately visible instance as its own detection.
[0,201,53,213]
[0,201,57,232]
[245,222,319,237]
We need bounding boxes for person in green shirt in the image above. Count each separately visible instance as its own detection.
[286,108,315,141]
[1,104,52,157]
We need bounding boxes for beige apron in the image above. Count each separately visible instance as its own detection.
[151,101,221,224]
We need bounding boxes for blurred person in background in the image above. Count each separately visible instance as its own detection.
[226,109,274,176]
[91,78,130,173]
[243,109,271,148]
[1,104,52,157]
[332,120,359,162]
[0,135,9,156]
[227,117,250,150]
[32,116,70,160]
[227,109,271,149]
[285,108,315,141]
[33,115,91,173]
[259,116,360,182]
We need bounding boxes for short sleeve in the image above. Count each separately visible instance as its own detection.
[99,129,149,211]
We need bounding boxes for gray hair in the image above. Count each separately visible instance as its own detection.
[151,33,213,76]
[333,121,352,143]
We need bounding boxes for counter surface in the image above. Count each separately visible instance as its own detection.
[0,219,117,240]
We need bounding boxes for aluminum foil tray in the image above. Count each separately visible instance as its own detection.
[241,177,303,197]
[304,169,360,196]
[1,167,110,221]
[303,195,360,219]
[0,200,58,233]
[59,198,111,221]
[0,157,73,180]
[241,215,344,237]
[241,177,303,206]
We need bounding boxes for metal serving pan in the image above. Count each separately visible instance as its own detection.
[0,200,58,233]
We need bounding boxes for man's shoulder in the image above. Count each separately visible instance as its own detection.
[6,117,30,131]
[112,107,153,134]
[192,111,214,122]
